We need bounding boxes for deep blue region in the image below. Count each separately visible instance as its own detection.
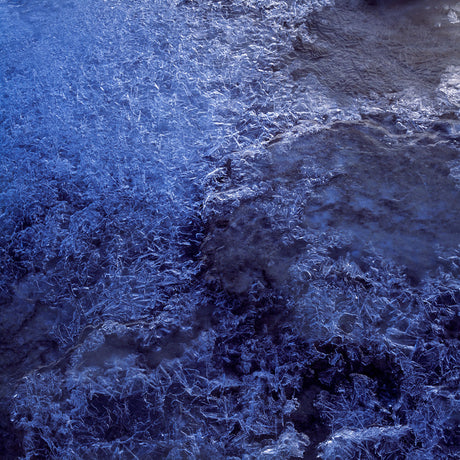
[1,0,459,459]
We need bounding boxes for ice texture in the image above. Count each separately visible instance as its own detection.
[1,0,460,459]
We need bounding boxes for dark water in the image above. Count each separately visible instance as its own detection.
[1,0,459,458]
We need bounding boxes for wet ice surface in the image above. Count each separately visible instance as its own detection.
[205,124,460,295]
[1,0,460,458]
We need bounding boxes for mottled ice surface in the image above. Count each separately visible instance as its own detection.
[1,0,459,458]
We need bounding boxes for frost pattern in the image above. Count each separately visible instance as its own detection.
[1,0,460,459]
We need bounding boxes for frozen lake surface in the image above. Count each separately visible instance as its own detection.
[1,0,459,458]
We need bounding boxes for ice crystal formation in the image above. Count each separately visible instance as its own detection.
[1,0,459,458]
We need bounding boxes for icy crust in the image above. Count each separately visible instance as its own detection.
[198,0,460,456]
[1,0,212,373]
[200,120,460,458]
[197,47,460,450]
[10,271,460,459]
[2,0,460,459]
[1,0,336,457]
